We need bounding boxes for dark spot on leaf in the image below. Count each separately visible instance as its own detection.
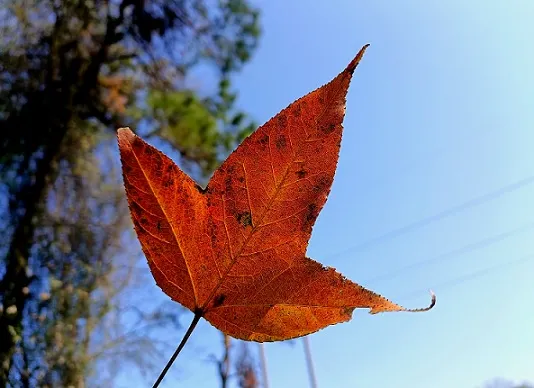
[278,115,287,128]
[213,294,226,308]
[140,217,148,226]
[313,175,330,192]
[343,306,355,317]
[318,95,325,104]
[154,156,163,176]
[163,177,174,187]
[275,135,287,150]
[258,134,269,145]
[296,169,307,179]
[225,176,233,192]
[236,211,253,227]
[156,221,162,231]
[144,145,154,155]
[123,164,132,174]
[130,201,142,215]
[303,204,318,230]
[237,176,244,183]
[321,123,336,134]
[294,105,301,117]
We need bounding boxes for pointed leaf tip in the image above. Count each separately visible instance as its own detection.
[368,290,435,315]
[346,44,370,74]
[406,289,436,313]
[117,127,135,144]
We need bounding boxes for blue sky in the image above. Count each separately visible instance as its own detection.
[130,1,534,387]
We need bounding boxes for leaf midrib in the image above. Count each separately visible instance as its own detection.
[201,123,322,311]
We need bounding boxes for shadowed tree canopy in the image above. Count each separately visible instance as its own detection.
[0,0,260,386]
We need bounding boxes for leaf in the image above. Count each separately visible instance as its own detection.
[118,45,435,342]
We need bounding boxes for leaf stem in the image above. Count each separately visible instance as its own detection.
[152,311,202,388]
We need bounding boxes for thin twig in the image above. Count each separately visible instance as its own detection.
[152,311,202,388]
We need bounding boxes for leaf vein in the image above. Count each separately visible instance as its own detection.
[130,148,197,304]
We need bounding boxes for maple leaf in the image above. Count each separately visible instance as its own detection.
[118,45,435,343]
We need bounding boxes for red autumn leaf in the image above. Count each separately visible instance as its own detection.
[118,45,435,342]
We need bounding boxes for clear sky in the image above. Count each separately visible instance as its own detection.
[124,1,534,387]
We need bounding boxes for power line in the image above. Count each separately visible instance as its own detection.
[398,252,534,302]
[328,174,534,260]
[365,221,534,284]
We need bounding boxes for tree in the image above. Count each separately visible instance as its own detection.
[209,334,260,388]
[0,0,260,385]
[482,378,534,388]
[235,342,259,388]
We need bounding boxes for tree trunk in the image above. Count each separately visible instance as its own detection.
[0,7,119,382]
[0,106,70,384]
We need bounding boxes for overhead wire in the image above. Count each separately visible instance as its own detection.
[398,252,534,302]
[365,221,534,284]
[328,174,534,260]
[324,175,534,306]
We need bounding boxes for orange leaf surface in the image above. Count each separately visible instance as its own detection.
[118,45,435,342]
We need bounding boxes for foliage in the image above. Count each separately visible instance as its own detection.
[117,45,435,356]
[0,0,261,386]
